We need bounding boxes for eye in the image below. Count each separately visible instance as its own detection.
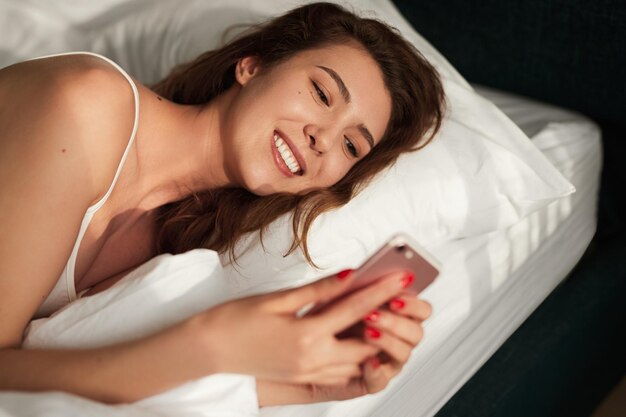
[345,136,359,158]
[312,81,329,106]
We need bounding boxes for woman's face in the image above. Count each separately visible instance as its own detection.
[221,42,392,195]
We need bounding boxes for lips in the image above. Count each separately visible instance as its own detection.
[272,130,306,177]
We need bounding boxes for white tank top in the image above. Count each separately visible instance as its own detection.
[32,52,140,319]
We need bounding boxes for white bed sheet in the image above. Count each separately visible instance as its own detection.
[259,89,602,417]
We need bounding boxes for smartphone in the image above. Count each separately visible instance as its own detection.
[298,233,441,317]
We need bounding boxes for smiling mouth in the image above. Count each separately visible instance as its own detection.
[273,131,304,176]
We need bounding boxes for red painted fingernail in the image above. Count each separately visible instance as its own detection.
[364,327,381,339]
[337,269,353,280]
[390,298,406,311]
[370,357,381,369]
[365,310,380,322]
[400,272,414,289]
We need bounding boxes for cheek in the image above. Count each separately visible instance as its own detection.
[261,79,312,115]
[316,160,352,188]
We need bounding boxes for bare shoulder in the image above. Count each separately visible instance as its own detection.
[0,53,137,204]
[0,54,138,343]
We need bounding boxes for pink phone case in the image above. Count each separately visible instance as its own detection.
[346,233,440,295]
[298,233,440,317]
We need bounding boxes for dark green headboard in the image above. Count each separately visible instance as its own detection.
[391,0,626,242]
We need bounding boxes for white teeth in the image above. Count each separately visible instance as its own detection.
[274,133,301,174]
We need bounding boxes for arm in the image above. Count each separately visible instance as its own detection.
[0,55,214,403]
[0,319,220,403]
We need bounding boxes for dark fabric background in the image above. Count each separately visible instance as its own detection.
[392,0,625,242]
[390,1,626,416]
[392,0,624,123]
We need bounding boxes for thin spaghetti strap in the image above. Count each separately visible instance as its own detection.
[26,51,140,212]
[27,52,141,311]
[79,53,140,212]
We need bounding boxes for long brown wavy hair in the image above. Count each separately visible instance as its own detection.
[152,2,445,268]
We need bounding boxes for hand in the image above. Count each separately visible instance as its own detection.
[357,294,432,393]
[192,269,411,386]
[303,294,432,401]
[256,294,431,407]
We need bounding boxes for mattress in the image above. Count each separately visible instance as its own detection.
[259,87,602,417]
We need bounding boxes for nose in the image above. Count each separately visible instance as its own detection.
[304,124,332,154]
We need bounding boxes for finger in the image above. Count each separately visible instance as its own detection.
[307,378,368,402]
[362,357,401,394]
[270,269,356,313]
[387,296,432,321]
[364,309,425,346]
[292,337,378,377]
[315,271,412,333]
[308,364,363,383]
[310,376,355,387]
[362,326,413,365]
[331,338,380,365]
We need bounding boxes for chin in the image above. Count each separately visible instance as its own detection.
[240,173,279,196]
[248,185,276,196]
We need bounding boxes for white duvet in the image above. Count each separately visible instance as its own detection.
[3,250,260,417]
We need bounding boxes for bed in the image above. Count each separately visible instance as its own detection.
[257,87,602,417]
[0,1,606,416]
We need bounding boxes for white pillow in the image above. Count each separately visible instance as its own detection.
[77,0,573,287]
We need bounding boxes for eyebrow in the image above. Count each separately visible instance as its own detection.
[358,124,375,149]
[317,65,351,103]
[317,65,375,150]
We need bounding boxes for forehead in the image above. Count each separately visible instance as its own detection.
[283,43,392,145]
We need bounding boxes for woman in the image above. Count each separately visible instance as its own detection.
[0,2,444,407]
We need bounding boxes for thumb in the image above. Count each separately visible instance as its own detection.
[363,357,389,394]
[274,269,355,313]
